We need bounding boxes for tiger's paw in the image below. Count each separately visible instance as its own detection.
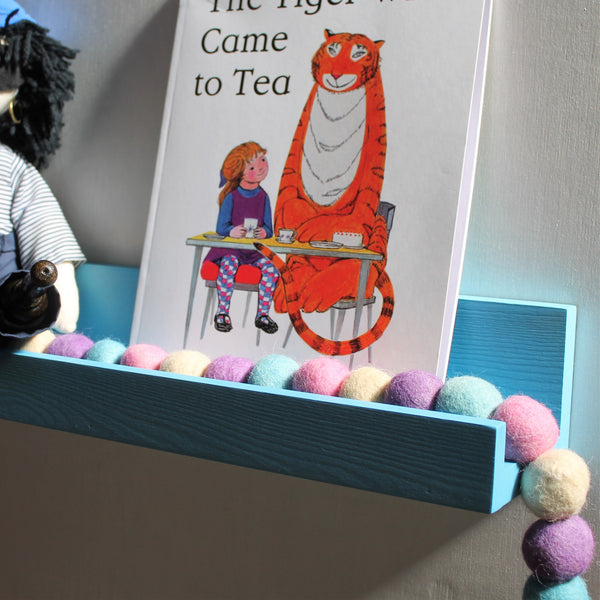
[298,272,350,313]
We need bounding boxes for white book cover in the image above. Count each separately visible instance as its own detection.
[131,0,492,378]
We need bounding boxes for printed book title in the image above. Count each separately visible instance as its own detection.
[193,0,372,97]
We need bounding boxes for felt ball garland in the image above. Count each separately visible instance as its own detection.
[160,349,211,377]
[203,355,254,383]
[522,516,595,583]
[384,369,443,411]
[491,395,560,464]
[39,333,596,595]
[248,354,299,389]
[521,449,591,522]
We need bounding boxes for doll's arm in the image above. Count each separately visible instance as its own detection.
[7,150,85,332]
[53,261,79,333]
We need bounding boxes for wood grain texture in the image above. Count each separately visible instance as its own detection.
[0,349,515,512]
[450,296,575,446]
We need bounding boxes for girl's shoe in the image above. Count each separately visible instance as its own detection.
[214,312,232,332]
[255,314,278,334]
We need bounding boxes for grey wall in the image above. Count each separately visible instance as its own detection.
[0,1,598,598]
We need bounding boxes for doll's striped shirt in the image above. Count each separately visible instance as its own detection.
[0,143,85,269]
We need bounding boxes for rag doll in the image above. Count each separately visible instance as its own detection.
[0,1,84,338]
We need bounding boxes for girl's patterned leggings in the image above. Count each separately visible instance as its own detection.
[216,255,279,316]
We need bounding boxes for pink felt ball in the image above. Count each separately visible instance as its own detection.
[292,357,350,397]
[45,333,95,359]
[384,370,443,410]
[119,344,168,370]
[521,516,595,583]
[492,394,559,464]
[203,355,254,383]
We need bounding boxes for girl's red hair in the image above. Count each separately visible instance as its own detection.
[218,141,267,206]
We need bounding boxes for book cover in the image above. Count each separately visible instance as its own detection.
[131,0,492,378]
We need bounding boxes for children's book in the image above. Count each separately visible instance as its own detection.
[131,0,493,378]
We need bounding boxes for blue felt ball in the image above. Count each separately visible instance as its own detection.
[247,354,299,389]
[522,575,591,600]
[85,338,127,364]
[435,375,502,419]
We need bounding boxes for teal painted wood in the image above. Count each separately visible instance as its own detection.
[0,350,517,512]
[449,296,575,447]
[76,263,139,343]
[0,264,573,512]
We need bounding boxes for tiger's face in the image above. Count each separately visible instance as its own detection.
[311,30,384,93]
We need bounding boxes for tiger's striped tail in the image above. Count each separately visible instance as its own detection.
[255,242,394,356]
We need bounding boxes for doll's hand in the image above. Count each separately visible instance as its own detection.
[229,225,247,238]
[253,227,267,239]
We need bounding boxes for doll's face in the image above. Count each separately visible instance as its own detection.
[0,65,22,114]
[241,153,268,188]
[0,89,17,115]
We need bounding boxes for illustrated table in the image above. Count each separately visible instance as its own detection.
[184,233,384,347]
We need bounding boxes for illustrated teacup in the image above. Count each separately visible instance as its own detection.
[244,217,258,238]
[278,228,296,243]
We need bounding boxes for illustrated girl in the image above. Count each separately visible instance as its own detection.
[203,141,279,334]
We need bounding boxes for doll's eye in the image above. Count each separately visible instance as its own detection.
[327,43,341,57]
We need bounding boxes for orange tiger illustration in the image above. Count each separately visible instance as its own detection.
[256,242,394,355]
[259,29,394,355]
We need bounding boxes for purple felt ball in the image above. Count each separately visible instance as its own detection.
[119,344,168,370]
[45,333,95,359]
[492,395,559,464]
[522,516,595,583]
[292,357,350,397]
[203,355,254,383]
[384,370,443,410]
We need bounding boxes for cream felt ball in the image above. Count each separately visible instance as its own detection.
[19,329,56,353]
[160,350,211,377]
[339,366,392,403]
[435,375,502,419]
[492,395,559,464]
[119,344,168,370]
[248,354,299,389]
[85,338,127,364]
[292,357,350,397]
[45,332,95,359]
[521,516,595,583]
[522,575,591,600]
[203,355,254,383]
[384,370,443,410]
[521,449,591,521]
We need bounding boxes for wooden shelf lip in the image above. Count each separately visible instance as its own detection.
[1,349,518,513]
[0,264,575,514]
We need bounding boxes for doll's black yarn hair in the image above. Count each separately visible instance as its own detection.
[0,9,77,169]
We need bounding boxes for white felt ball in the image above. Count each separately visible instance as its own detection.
[521,449,591,521]
[160,350,211,377]
[339,366,392,403]
[19,329,56,353]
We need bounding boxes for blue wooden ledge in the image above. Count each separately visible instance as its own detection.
[0,264,576,513]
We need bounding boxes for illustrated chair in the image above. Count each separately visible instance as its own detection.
[282,201,396,365]
[331,201,395,364]
[199,260,263,344]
